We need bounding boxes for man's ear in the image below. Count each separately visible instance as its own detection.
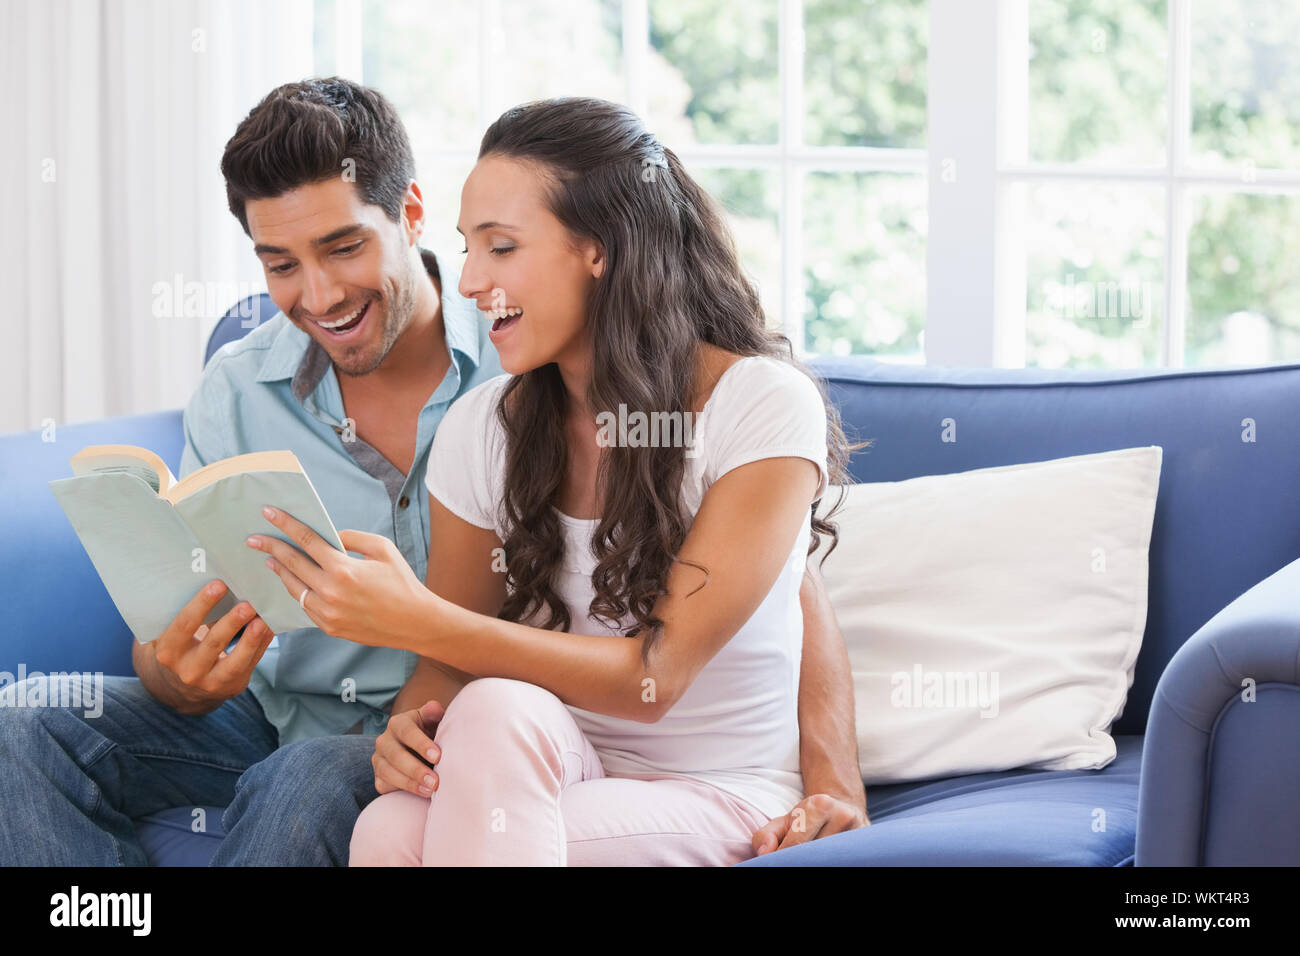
[402,180,426,245]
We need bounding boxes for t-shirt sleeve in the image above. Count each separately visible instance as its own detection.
[704,358,830,502]
[424,375,509,532]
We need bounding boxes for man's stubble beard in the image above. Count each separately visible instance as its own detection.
[337,256,419,378]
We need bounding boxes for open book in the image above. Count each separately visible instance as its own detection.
[49,445,345,644]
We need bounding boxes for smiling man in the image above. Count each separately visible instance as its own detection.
[0,77,866,866]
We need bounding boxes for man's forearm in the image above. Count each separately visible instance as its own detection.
[797,559,868,811]
[390,656,473,717]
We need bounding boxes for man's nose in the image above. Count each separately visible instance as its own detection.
[300,264,346,318]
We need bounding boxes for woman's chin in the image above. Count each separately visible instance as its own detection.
[498,352,546,376]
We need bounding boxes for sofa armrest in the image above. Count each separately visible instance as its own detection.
[1136,556,1300,865]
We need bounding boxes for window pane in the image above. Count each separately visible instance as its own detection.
[803,0,927,148]
[1027,0,1167,165]
[1024,184,1164,368]
[419,159,478,258]
[359,0,482,153]
[803,173,926,360]
[1191,1,1300,170]
[690,167,781,327]
[1187,191,1300,365]
[495,0,624,107]
[648,0,779,146]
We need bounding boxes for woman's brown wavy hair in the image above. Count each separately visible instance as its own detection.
[480,97,866,667]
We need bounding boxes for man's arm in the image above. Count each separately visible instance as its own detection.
[390,656,472,715]
[797,557,868,814]
[752,554,867,855]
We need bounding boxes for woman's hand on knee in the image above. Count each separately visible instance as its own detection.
[373,699,446,797]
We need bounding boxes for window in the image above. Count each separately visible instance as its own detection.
[1007,0,1300,368]
[313,0,929,362]
[314,0,1295,368]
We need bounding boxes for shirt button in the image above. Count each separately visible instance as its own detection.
[399,495,410,509]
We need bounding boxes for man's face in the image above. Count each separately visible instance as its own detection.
[247,177,423,377]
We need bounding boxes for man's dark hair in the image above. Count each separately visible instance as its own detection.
[220,76,415,236]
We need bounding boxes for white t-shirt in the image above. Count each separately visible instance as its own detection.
[424,354,830,819]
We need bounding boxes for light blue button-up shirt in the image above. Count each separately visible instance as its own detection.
[178,249,503,744]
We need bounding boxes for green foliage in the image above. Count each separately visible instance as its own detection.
[342,0,1300,365]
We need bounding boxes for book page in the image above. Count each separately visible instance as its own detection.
[165,450,303,505]
[69,445,178,496]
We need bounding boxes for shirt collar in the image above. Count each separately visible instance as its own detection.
[254,247,484,394]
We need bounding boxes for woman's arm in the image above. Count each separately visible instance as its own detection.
[391,493,507,714]
[398,455,821,722]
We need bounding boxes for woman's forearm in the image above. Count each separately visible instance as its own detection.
[402,591,663,722]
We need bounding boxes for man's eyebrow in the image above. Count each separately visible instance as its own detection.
[253,223,370,256]
[454,222,519,236]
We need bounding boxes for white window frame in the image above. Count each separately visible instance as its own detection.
[938,0,1300,369]
[322,0,929,361]
[326,0,1300,368]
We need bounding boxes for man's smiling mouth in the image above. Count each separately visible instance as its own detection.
[311,300,370,336]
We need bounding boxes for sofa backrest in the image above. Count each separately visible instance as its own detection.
[9,351,1300,737]
[3,410,185,679]
[806,355,1300,735]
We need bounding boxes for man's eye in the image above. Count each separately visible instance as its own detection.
[334,242,362,256]
[268,263,294,275]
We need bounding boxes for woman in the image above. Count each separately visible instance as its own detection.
[250,97,856,865]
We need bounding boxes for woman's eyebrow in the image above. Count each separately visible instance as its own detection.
[455,221,519,235]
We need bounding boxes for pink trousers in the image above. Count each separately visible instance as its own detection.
[349,677,774,866]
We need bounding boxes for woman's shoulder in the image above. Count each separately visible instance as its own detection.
[702,351,825,419]
[442,372,512,429]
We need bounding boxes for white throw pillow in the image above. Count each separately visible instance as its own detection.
[817,446,1162,785]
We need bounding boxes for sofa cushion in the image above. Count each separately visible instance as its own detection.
[807,356,1300,737]
[736,734,1142,866]
[820,446,1161,784]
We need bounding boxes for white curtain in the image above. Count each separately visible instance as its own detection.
[0,0,315,434]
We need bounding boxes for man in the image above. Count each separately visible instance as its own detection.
[0,77,866,865]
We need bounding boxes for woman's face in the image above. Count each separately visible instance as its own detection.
[456,154,604,375]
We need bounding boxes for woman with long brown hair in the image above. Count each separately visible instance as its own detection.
[255,96,856,865]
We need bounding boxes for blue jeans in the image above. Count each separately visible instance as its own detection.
[0,673,380,865]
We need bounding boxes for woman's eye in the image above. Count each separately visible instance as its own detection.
[490,247,514,256]
[459,247,468,255]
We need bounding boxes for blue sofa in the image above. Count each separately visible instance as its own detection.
[5,302,1300,865]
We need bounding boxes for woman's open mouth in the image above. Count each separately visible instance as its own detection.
[314,300,371,340]
[488,306,523,340]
